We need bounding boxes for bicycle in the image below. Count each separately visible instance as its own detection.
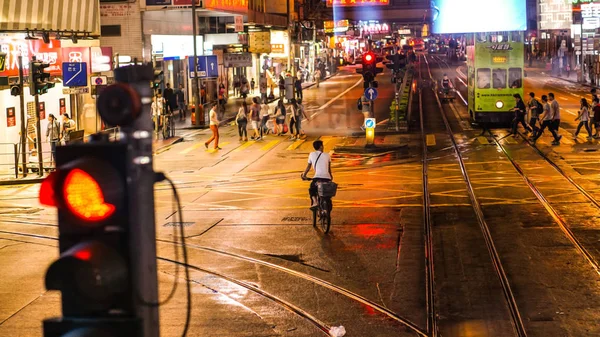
[302,177,337,233]
[162,113,174,139]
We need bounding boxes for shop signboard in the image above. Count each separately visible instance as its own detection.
[271,44,285,54]
[205,0,248,13]
[39,102,46,120]
[235,16,244,32]
[0,38,63,77]
[326,0,389,7]
[91,47,113,73]
[6,107,15,127]
[324,20,349,33]
[146,0,171,5]
[249,32,271,54]
[224,53,252,68]
[63,87,90,95]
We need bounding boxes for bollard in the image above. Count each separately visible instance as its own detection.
[365,118,376,147]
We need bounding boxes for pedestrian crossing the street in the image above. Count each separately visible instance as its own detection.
[177,137,318,155]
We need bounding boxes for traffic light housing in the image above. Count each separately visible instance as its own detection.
[385,53,406,71]
[40,143,141,336]
[152,69,163,89]
[361,51,383,85]
[30,60,55,96]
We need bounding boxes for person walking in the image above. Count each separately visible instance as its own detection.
[314,68,321,88]
[533,94,562,144]
[236,101,249,142]
[527,92,542,137]
[175,84,186,121]
[278,74,285,98]
[163,83,176,114]
[574,98,593,139]
[549,92,563,145]
[288,99,310,140]
[510,93,532,136]
[204,104,221,150]
[250,78,255,94]
[593,98,600,138]
[46,114,60,165]
[259,101,271,138]
[274,99,287,135]
[250,97,262,140]
[295,77,303,101]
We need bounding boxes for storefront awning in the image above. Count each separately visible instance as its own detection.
[0,0,100,34]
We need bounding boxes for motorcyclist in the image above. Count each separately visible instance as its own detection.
[441,74,452,93]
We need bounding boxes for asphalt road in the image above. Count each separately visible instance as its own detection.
[1,60,600,337]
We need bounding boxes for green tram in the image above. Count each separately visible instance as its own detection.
[466,32,524,125]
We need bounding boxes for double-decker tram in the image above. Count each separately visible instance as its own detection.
[466,31,524,125]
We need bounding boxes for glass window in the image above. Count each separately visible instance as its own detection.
[511,31,522,42]
[508,68,522,88]
[477,68,491,89]
[492,69,506,89]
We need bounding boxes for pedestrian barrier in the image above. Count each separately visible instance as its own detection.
[0,141,57,180]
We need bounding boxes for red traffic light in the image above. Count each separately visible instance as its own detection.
[364,52,375,64]
[39,157,124,225]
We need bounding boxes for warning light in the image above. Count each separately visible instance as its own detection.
[63,169,116,221]
[74,249,92,261]
[39,172,57,206]
[364,52,374,64]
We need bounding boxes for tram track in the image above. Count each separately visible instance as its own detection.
[422,54,528,337]
[0,224,427,336]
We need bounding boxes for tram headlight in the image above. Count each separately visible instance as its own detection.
[495,100,504,109]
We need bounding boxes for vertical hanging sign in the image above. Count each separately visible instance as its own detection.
[6,107,16,127]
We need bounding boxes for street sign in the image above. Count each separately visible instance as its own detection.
[62,87,90,95]
[224,53,252,68]
[188,55,218,78]
[364,118,376,129]
[364,87,378,101]
[91,75,108,85]
[62,62,87,87]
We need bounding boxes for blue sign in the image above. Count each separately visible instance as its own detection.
[364,118,376,129]
[364,87,378,101]
[62,62,87,87]
[188,55,219,78]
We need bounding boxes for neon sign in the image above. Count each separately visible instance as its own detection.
[326,0,389,7]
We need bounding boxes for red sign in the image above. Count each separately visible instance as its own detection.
[204,0,248,13]
[326,0,389,7]
[39,102,46,120]
[59,98,66,115]
[62,47,91,74]
[6,107,16,127]
[0,38,63,77]
[91,47,113,73]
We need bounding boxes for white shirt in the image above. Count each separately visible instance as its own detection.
[209,108,219,126]
[580,106,590,122]
[308,151,332,180]
[550,99,561,120]
[261,104,271,117]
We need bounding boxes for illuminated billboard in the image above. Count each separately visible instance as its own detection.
[326,0,389,7]
[432,0,527,34]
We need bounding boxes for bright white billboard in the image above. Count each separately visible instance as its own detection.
[432,0,527,34]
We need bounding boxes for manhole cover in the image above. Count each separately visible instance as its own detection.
[163,222,195,227]
[281,217,310,222]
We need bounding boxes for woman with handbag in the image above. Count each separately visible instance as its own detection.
[274,99,286,136]
[236,101,249,141]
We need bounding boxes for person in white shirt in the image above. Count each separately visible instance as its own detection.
[574,98,593,139]
[301,140,333,209]
[204,104,221,150]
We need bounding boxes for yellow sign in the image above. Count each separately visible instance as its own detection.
[0,53,5,72]
[324,20,349,33]
[249,32,271,54]
[492,56,508,64]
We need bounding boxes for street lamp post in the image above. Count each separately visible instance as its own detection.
[192,0,201,126]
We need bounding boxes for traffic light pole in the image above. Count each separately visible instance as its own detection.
[18,56,27,177]
[34,94,44,176]
[114,65,160,337]
[192,0,202,127]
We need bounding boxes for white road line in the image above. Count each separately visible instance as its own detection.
[319,78,363,110]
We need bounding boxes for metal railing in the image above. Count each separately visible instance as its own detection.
[0,141,59,179]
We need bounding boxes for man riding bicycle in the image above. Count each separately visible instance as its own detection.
[301,140,333,209]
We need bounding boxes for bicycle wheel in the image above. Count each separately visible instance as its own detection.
[312,208,317,227]
[320,198,331,233]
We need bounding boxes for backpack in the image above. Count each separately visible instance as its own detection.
[534,99,543,113]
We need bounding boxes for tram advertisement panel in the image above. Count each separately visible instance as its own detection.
[432,0,527,34]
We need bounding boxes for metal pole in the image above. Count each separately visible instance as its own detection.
[580,20,584,83]
[18,56,27,177]
[192,1,202,127]
[34,94,44,177]
[114,64,160,337]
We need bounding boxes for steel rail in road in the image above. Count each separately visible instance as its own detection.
[0,221,427,337]
[417,58,438,337]
[423,55,528,337]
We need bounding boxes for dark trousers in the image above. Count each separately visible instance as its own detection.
[50,140,58,163]
[178,101,186,119]
[529,117,539,135]
[575,120,592,137]
[296,89,303,101]
[511,115,532,134]
[237,121,247,138]
[309,178,331,198]
[535,120,561,142]
[260,116,269,138]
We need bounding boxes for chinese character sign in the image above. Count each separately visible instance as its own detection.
[0,39,63,77]
[6,107,16,127]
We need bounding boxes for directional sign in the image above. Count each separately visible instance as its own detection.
[188,55,218,78]
[62,62,87,87]
[364,118,376,129]
[364,87,378,101]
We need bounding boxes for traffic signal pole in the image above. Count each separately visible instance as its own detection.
[18,56,27,177]
[114,65,160,337]
[34,94,44,176]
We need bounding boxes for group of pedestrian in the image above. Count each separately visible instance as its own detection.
[511,92,563,145]
[46,113,76,165]
[234,97,310,142]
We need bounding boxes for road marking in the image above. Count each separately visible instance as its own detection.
[504,136,518,144]
[287,139,305,151]
[260,140,280,151]
[564,109,577,116]
[477,136,489,145]
[426,134,436,146]
[206,142,230,153]
[233,141,255,152]
[180,143,204,154]
[319,78,363,110]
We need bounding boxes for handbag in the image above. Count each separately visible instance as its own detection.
[282,124,288,134]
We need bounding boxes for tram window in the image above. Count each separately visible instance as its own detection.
[508,68,522,88]
[492,69,507,89]
[511,32,522,42]
[477,68,491,89]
